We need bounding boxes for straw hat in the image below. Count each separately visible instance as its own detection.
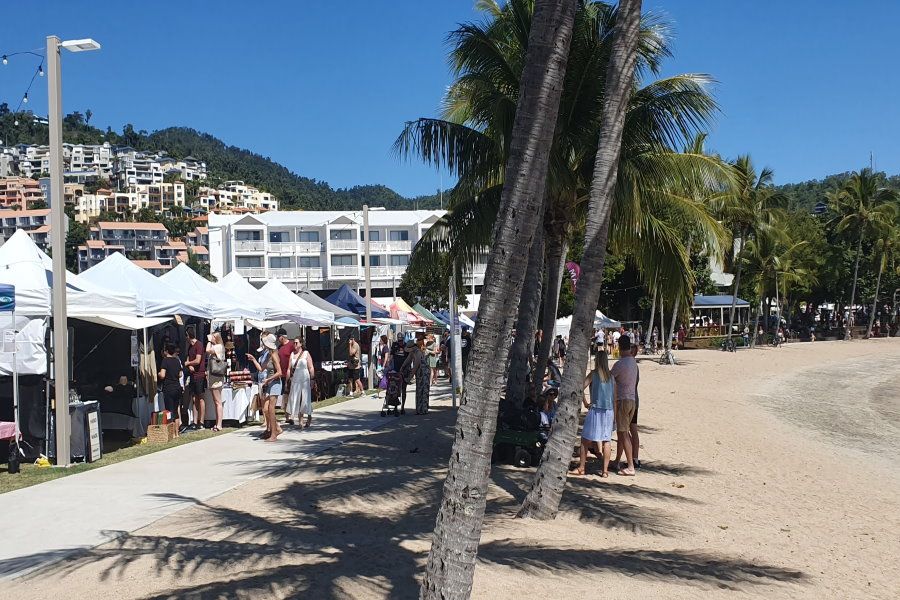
[261,333,278,351]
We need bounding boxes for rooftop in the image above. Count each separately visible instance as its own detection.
[0,208,51,218]
[130,259,171,270]
[98,221,168,231]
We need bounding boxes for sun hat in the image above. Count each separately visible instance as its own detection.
[261,333,278,351]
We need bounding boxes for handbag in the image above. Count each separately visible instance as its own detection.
[379,373,388,390]
[209,355,227,377]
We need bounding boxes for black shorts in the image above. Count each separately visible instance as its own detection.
[163,387,182,416]
[188,378,207,396]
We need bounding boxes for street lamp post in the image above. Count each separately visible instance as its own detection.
[47,35,100,467]
[363,204,374,391]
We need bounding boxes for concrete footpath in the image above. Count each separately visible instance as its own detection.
[0,382,449,580]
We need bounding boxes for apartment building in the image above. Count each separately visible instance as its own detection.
[158,155,207,182]
[130,259,171,276]
[0,208,52,249]
[114,148,164,189]
[0,177,44,208]
[76,239,126,272]
[186,225,209,249]
[88,220,168,253]
[197,181,278,213]
[208,210,488,292]
[134,182,186,214]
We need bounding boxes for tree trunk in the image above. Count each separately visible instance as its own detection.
[751,299,761,347]
[517,0,643,521]
[727,228,746,340]
[866,258,884,339]
[644,282,657,347]
[506,222,545,404]
[845,233,864,340]
[421,1,576,597]
[532,228,569,399]
[661,294,680,365]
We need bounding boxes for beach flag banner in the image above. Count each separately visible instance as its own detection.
[565,262,581,292]
[0,284,15,313]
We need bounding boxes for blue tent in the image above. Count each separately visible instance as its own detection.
[325,284,390,319]
[430,309,452,326]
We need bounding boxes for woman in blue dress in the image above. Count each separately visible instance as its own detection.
[572,350,615,477]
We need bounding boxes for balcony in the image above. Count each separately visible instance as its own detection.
[367,265,407,278]
[369,240,412,252]
[267,241,322,254]
[236,267,266,279]
[269,267,324,281]
[328,265,360,278]
[296,241,322,253]
[234,240,264,252]
[329,239,359,251]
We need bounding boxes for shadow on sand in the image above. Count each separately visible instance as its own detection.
[3,405,804,598]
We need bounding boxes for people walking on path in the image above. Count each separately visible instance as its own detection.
[286,338,315,429]
[184,327,206,433]
[427,333,440,385]
[573,350,615,477]
[248,333,283,441]
[402,338,431,414]
[610,336,638,476]
[206,331,226,432]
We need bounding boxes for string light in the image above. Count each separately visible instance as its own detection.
[0,49,46,125]
[1,55,7,65]
[38,64,44,77]
[22,93,28,104]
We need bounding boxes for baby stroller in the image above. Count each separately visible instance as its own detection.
[381,371,403,417]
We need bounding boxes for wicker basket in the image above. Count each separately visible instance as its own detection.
[147,422,176,444]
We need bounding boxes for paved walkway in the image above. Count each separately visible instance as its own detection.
[0,381,450,580]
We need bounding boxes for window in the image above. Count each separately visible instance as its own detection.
[362,255,383,267]
[331,254,356,266]
[330,229,356,240]
[269,230,291,243]
[362,230,381,242]
[389,255,409,267]
[298,231,320,242]
[237,256,262,268]
[269,257,291,269]
[235,230,261,241]
[389,230,409,241]
[298,256,320,268]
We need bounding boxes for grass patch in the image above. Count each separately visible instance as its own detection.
[0,427,233,495]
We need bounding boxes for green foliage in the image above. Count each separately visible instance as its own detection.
[397,253,468,310]
[65,219,89,271]
[184,248,212,281]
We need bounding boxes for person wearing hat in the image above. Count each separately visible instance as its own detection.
[275,328,294,423]
[401,337,431,415]
[247,333,284,441]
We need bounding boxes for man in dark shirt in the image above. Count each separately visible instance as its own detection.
[184,327,206,432]
[158,343,184,431]
[461,327,472,375]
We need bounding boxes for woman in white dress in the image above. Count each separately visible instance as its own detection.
[205,331,226,431]
[287,338,315,428]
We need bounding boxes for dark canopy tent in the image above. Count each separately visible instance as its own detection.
[325,284,389,319]
[297,288,357,320]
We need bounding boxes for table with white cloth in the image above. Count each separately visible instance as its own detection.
[203,384,258,425]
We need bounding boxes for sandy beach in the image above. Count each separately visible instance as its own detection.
[7,338,900,599]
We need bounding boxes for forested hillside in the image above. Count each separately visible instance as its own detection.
[777,171,900,211]
[0,107,440,210]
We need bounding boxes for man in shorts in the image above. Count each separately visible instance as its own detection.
[610,336,638,476]
[184,326,207,432]
[615,342,642,469]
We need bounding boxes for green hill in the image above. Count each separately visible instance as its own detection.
[0,108,440,211]
[777,171,900,212]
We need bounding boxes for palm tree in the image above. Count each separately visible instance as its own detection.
[866,230,899,338]
[517,0,644,521]
[718,156,786,341]
[830,168,899,339]
[395,0,721,400]
[420,1,577,597]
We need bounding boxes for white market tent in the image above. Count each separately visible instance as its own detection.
[80,252,213,319]
[554,310,621,339]
[161,263,265,321]
[0,231,162,375]
[259,279,334,325]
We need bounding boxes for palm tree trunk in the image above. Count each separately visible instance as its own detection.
[506,222,545,404]
[644,281,657,347]
[727,229,746,340]
[866,258,884,339]
[532,228,569,399]
[845,234,864,340]
[751,298,762,347]
[662,295,680,364]
[421,1,576,596]
[517,0,643,521]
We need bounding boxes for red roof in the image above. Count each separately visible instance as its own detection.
[98,221,167,231]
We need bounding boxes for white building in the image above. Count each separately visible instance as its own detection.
[209,210,487,292]
[197,181,278,213]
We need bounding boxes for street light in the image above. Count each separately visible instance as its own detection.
[48,35,100,467]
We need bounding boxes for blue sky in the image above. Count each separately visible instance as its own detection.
[2,1,898,198]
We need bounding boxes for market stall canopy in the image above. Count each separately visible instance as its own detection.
[325,284,389,319]
[0,230,139,319]
[80,251,213,319]
[427,309,452,327]
[413,303,447,327]
[296,287,357,320]
[692,294,749,308]
[259,279,335,325]
[431,309,474,329]
[161,263,264,320]
[217,271,291,326]
[554,311,621,339]
[390,297,432,326]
